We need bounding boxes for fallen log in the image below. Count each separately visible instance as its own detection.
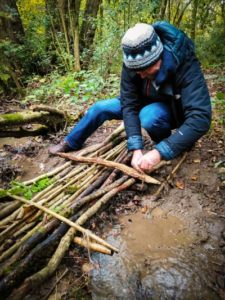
[0,125,49,137]
[0,107,66,137]
[0,111,63,128]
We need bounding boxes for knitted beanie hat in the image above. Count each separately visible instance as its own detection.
[122,23,163,71]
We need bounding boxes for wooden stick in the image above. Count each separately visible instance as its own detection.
[8,194,118,253]
[23,162,71,185]
[58,153,160,185]
[74,237,112,255]
[153,152,187,200]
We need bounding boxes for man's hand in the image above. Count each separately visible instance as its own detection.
[138,149,161,172]
[131,149,144,173]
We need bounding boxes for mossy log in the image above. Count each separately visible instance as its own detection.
[0,107,66,136]
[0,125,49,137]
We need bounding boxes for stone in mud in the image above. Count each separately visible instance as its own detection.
[219,240,225,247]
[222,231,225,240]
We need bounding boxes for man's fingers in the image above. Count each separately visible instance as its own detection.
[138,160,154,172]
[133,162,145,174]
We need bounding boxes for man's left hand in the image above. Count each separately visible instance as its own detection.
[138,149,161,172]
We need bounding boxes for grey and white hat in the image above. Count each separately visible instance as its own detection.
[122,23,163,71]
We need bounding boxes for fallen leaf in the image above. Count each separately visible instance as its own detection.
[191,175,198,181]
[193,159,201,163]
[141,206,148,214]
[82,263,94,273]
[176,180,185,189]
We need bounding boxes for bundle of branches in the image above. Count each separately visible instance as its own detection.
[0,123,164,299]
[0,105,69,137]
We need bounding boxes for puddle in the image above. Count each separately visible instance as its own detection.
[0,137,31,149]
[90,208,220,300]
[0,137,61,183]
[120,208,195,263]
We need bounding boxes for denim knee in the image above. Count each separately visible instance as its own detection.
[140,115,171,132]
[139,103,172,142]
[86,100,121,122]
[86,102,104,116]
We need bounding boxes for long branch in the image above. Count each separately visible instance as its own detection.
[58,153,160,185]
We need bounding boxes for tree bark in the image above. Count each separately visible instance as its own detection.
[0,0,24,43]
[79,0,102,68]
[159,0,168,20]
[175,0,193,27]
[69,0,81,71]
[190,0,199,40]
[0,0,25,92]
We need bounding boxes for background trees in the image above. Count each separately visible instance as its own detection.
[0,0,224,95]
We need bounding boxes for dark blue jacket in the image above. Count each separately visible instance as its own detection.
[120,21,211,160]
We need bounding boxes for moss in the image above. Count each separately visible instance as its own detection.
[0,112,25,124]
[0,188,8,198]
[65,185,79,194]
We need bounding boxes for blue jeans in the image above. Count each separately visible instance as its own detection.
[65,97,172,149]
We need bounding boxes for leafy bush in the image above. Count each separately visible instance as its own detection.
[24,70,120,105]
[196,23,225,68]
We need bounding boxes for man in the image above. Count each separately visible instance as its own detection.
[49,21,211,173]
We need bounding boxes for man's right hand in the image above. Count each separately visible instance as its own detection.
[131,149,144,173]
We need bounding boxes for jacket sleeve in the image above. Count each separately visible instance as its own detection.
[120,64,144,150]
[155,57,211,160]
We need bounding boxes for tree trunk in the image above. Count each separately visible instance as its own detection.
[79,0,102,68]
[175,0,193,27]
[159,0,168,20]
[190,0,198,40]
[167,0,171,22]
[57,0,70,58]
[0,0,24,43]
[0,0,25,92]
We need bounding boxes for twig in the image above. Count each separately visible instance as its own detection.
[42,268,69,300]
[205,210,225,219]
[152,152,187,200]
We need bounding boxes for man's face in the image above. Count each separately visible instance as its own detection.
[137,59,162,80]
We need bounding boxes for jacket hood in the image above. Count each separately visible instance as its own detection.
[153,21,195,68]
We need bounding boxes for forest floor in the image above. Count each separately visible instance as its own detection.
[0,71,225,299]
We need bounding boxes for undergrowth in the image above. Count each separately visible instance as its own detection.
[24,70,120,107]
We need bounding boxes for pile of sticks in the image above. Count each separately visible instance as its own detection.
[0,123,162,299]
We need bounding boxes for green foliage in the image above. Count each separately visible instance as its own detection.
[0,39,24,91]
[196,23,225,68]
[24,70,120,105]
[0,177,54,200]
[2,0,224,95]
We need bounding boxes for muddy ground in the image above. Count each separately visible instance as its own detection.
[0,74,225,299]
